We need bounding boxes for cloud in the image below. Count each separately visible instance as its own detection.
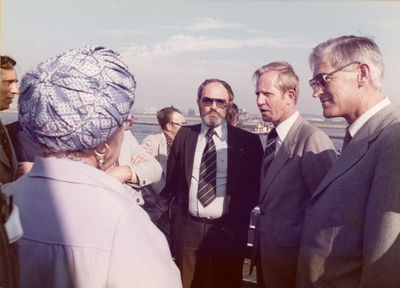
[122,35,311,59]
[94,29,146,36]
[160,18,244,31]
[192,60,252,68]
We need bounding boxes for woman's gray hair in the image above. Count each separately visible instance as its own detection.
[309,35,384,91]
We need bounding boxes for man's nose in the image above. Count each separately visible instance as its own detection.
[211,99,218,109]
[312,85,324,98]
[256,94,264,106]
[10,83,20,94]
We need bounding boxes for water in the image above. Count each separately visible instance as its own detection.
[1,112,344,151]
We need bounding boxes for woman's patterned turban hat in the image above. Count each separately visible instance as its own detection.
[18,46,136,151]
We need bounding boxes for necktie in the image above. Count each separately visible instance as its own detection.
[341,126,352,152]
[263,128,277,177]
[198,129,217,207]
[0,122,13,166]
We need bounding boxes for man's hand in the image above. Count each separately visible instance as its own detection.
[15,162,34,180]
[105,165,133,184]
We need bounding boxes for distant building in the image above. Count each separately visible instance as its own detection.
[142,106,157,114]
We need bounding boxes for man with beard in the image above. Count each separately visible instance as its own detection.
[161,79,263,288]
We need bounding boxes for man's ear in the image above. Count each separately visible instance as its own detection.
[228,100,233,109]
[358,63,371,88]
[165,122,173,132]
[286,90,296,105]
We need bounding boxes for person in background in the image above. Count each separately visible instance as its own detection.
[1,46,182,288]
[296,35,400,287]
[105,112,163,208]
[141,106,186,244]
[226,102,239,126]
[0,55,22,288]
[251,61,336,288]
[161,79,263,288]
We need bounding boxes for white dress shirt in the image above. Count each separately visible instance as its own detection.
[274,111,299,155]
[349,97,391,137]
[189,122,228,218]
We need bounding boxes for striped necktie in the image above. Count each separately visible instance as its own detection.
[198,129,217,207]
[263,128,277,177]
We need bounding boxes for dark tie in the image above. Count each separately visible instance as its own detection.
[263,128,277,177]
[341,126,352,152]
[198,129,217,207]
[0,122,13,166]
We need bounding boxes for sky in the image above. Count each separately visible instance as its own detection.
[1,0,400,116]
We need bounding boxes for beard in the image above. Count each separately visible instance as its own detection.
[201,108,227,128]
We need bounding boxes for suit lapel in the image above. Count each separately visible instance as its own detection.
[0,121,14,170]
[310,104,399,201]
[227,124,243,193]
[185,125,201,187]
[259,115,304,202]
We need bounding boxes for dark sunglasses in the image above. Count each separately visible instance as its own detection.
[309,61,360,90]
[200,97,228,108]
[170,122,187,127]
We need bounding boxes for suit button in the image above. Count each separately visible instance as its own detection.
[184,221,188,224]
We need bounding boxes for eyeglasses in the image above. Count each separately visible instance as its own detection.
[170,122,187,127]
[200,97,228,108]
[309,61,360,90]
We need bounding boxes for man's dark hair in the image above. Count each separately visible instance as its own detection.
[226,103,239,125]
[197,79,234,101]
[157,106,183,130]
[1,56,17,70]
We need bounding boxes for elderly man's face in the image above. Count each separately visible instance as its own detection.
[0,68,19,111]
[311,56,359,122]
[197,82,232,128]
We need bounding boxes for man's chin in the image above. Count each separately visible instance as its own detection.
[203,115,224,128]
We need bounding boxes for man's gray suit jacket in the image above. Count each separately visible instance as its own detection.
[296,103,400,288]
[254,114,336,288]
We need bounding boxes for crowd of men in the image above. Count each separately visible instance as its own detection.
[1,34,399,288]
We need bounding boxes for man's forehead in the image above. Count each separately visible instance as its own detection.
[313,56,333,75]
[202,82,230,99]
[256,71,279,90]
[1,68,18,81]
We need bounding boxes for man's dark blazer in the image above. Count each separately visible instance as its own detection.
[5,121,44,162]
[162,123,263,275]
[0,120,17,185]
[296,103,400,288]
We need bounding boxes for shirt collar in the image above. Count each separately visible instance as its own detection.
[200,121,227,141]
[349,97,391,137]
[275,111,299,142]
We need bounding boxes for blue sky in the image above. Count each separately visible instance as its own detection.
[2,0,399,116]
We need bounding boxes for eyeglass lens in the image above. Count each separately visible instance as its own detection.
[201,97,227,108]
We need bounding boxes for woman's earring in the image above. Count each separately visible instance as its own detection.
[94,143,109,166]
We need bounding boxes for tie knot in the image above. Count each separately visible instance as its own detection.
[206,129,216,138]
[343,126,352,142]
[268,128,278,141]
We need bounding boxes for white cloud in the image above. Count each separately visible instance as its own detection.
[192,60,250,68]
[122,35,310,60]
[160,18,244,31]
[94,29,146,36]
